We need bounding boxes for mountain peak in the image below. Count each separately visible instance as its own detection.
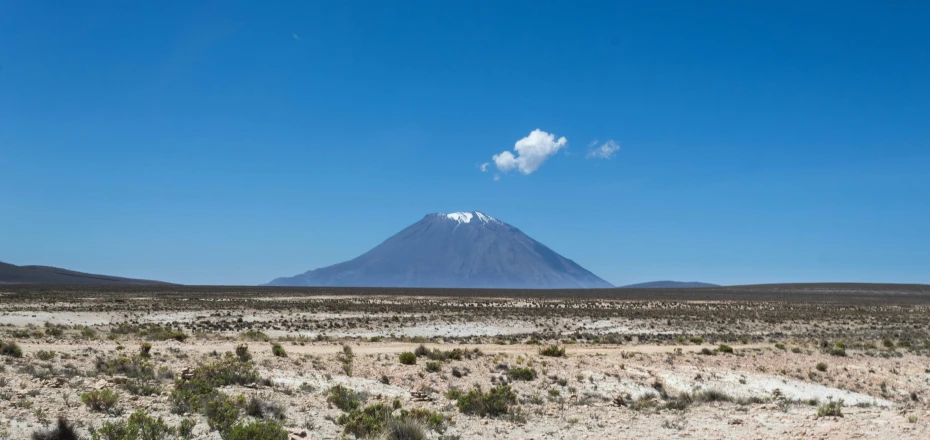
[435,211,501,225]
[266,212,612,289]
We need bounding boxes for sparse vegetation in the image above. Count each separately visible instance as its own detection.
[81,389,120,413]
[539,345,565,357]
[455,385,516,417]
[399,351,417,365]
[817,400,844,417]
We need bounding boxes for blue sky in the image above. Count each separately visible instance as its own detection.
[1,1,928,286]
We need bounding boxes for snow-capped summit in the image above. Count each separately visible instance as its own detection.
[439,211,500,225]
[265,211,612,289]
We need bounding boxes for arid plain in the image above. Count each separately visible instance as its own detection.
[1,284,929,439]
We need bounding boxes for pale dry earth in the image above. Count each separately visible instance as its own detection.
[1,285,929,439]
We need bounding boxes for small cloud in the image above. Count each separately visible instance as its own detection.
[491,129,568,175]
[586,140,620,159]
[493,174,501,181]
[293,33,300,40]
[479,162,490,172]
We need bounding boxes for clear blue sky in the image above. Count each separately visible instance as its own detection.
[2,1,928,286]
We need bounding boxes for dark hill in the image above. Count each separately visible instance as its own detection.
[621,281,719,288]
[0,261,172,285]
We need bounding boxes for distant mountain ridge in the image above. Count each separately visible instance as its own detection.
[621,281,719,288]
[0,261,171,285]
[266,211,613,289]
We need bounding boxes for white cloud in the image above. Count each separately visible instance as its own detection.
[493,174,500,181]
[586,140,620,159]
[293,33,300,40]
[479,162,490,172]
[491,129,567,175]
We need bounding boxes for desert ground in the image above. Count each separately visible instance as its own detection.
[1,284,929,439]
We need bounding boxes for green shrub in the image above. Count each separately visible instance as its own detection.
[403,408,447,433]
[139,325,188,342]
[336,403,392,437]
[125,379,161,396]
[445,388,463,400]
[455,385,516,417]
[91,410,174,440]
[0,340,23,358]
[193,355,260,387]
[692,389,733,403]
[399,352,417,365]
[816,400,844,417]
[35,350,56,361]
[205,393,240,437]
[271,343,286,357]
[816,362,828,372]
[829,346,846,357]
[241,330,269,341]
[699,347,715,355]
[31,417,79,440]
[224,419,288,440]
[139,343,152,358]
[425,362,441,373]
[775,343,786,350]
[689,337,704,344]
[717,344,734,354]
[414,344,429,357]
[246,394,286,421]
[95,355,155,379]
[506,367,537,381]
[81,389,120,413]
[539,346,565,357]
[327,384,361,412]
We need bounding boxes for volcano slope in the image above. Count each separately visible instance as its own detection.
[0,283,928,439]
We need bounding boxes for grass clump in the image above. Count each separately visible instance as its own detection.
[235,344,251,362]
[327,384,362,412]
[224,419,288,440]
[717,344,734,354]
[506,367,537,381]
[816,362,828,372]
[539,345,566,357]
[455,385,516,417]
[336,402,393,437]
[241,330,269,341]
[816,400,844,417]
[382,418,427,440]
[81,389,120,413]
[0,340,23,358]
[139,342,152,358]
[399,351,417,365]
[425,361,441,373]
[31,417,80,440]
[91,410,175,440]
[246,394,287,421]
[271,343,286,357]
[35,350,56,361]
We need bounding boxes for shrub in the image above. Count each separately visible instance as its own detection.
[81,389,120,413]
[717,344,734,354]
[225,419,288,440]
[399,352,417,365]
[539,346,565,357]
[31,417,79,440]
[689,337,704,344]
[414,344,429,357]
[205,393,240,437]
[95,355,155,379]
[382,418,427,440]
[403,408,447,433]
[455,385,516,417]
[139,343,152,358]
[775,343,786,350]
[193,355,260,386]
[140,325,188,342]
[36,350,56,361]
[816,362,828,372]
[506,367,537,381]
[91,410,174,440]
[271,343,286,357]
[0,340,23,358]
[246,394,287,421]
[425,362,441,373]
[241,330,269,341]
[327,384,361,412]
[125,379,161,396]
[235,344,251,362]
[816,400,844,417]
[829,346,846,357]
[336,403,392,437]
[699,348,715,356]
[692,389,733,403]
